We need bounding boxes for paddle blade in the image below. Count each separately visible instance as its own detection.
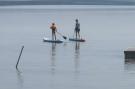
[63,36,67,40]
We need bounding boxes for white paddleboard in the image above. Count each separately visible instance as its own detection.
[43,38,63,43]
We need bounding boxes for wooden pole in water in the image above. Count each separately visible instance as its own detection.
[16,46,24,69]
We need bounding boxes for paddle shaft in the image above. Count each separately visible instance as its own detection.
[56,31,63,36]
[56,31,67,40]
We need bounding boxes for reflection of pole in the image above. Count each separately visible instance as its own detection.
[16,46,24,69]
[16,69,23,89]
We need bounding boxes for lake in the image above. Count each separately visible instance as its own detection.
[0,5,135,89]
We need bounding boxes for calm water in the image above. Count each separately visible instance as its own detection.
[1,5,135,89]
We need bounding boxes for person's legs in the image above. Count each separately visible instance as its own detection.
[78,31,80,39]
[76,30,80,39]
[54,32,56,40]
[75,29,77,39]
[52,31,53,40]
[52,31,55,40]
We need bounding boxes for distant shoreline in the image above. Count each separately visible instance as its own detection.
[0,1,135,6]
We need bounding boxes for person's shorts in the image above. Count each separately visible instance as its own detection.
[52,30,56,33]
[75,28,80,32]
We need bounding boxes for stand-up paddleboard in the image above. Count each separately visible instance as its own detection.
[69,38,85,42]
[43,38,63,43]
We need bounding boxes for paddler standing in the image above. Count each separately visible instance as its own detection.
[75,19,80,39]
[50,23,57,40]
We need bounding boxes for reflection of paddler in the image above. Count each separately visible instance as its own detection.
[74,42,80,74]
[75,19,80,39]
[75,42,80,57]
[51,43,56,74]
[50,23,57,40]
[75,42,80,51]
[51,43,56,56]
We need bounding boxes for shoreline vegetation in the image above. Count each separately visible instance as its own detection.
[0,1,135,6]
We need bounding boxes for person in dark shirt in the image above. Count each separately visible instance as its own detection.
[75,19,80,39]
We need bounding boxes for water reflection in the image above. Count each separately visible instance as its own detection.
[16,69,24,89]
[124,61,135,72]
[74,42,80,75]
[49,43,57,88]
[50,43,57,75]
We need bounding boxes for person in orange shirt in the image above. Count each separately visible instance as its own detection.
[50,23,57,40]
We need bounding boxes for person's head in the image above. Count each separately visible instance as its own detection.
[75,19,78,22]
[52,23,55,25]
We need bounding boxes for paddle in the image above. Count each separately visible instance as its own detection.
[56,31,67,40]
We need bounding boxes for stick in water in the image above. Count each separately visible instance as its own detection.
[16,46,24,69]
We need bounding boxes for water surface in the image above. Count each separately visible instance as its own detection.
[0,5,135,89]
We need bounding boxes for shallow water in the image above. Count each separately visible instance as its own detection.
[0,5,135,89]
